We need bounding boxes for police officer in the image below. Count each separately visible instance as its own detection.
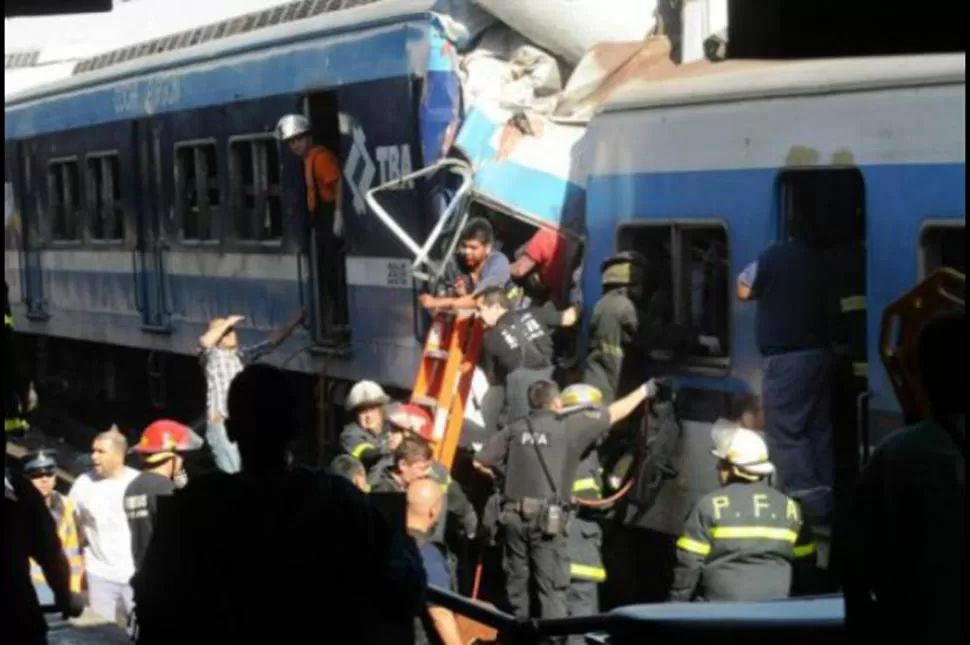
[557,385,610,631]
[22,451,85,604]
[669,420,817,602]
[3,464,85,644]
[4,281,31,438]
[339,380,400,472]
[475,285,557,435]
[474,378,656,627]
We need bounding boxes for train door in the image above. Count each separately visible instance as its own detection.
[778,168,867,521]
[131,119,171,333]
[7,142,49,320]
[301,90,350,347]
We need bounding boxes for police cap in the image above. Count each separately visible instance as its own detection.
[23,449,57,474]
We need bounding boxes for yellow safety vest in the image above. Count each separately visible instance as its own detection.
[30,494,84,593]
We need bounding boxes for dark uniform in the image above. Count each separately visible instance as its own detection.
[480,308,555,433]
[476,406,613,624]
[370,460,478,545]
[669,481,817,602]
[741,241,836,526]
[566,452,607,621]
[339,421,392,472]
[3,472,75,644]
[4,282,30,437]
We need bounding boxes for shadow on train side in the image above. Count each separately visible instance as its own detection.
[4,0,462,423]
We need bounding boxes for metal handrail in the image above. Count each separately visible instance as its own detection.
[364,158,474,283]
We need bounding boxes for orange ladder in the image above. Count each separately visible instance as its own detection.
[410,308,484,471]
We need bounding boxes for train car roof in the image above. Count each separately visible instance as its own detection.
[601,53,966,115]
[5,0,437,107]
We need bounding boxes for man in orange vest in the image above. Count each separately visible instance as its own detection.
[22,450,85,602]
[276,114,348,339]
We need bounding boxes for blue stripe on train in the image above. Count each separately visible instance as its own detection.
[584,162,965,410]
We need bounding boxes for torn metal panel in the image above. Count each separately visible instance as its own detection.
[455,101,586,233]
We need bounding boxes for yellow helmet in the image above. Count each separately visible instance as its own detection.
[560,384,604,415]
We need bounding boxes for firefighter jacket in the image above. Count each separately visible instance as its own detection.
[568,452,606,583]
[339,421,392,470]
[4,282,29,435]
[669,481,817,602]
[829,242,867,381]
[584,288,698,403]
[30,491,84,593]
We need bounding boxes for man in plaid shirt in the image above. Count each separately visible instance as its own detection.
[198,312,305,473]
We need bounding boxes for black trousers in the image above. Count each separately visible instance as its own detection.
[501,510,569,628]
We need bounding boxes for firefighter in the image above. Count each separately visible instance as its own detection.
[124,420,204,572]
[669,420,817,602]
[474,379,655,629]
[373,403,478,544]
[585,252,717,404]
[4,281,31,438]
[22,450,85,603]
[558,384,610,630]
[276,114,348,338]
[339,380,399,471]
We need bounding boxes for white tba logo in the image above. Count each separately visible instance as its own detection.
[342,125,415,216]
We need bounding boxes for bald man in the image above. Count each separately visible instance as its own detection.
[69,426,140,622]
[408,480,462,645]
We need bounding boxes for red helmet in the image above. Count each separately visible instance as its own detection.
[387,403,434,442]
[131,420,204,463]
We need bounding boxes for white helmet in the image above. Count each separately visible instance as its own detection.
[276,114,311,142]
[711,419,775,478]
[346,380,390,411]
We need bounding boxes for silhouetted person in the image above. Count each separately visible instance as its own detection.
[841,310,965,643]
[330,454,369,492]
[4,445,85,644]
[131,365,427,644]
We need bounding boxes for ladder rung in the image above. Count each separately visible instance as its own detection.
[411,396,439,410]
[424,349,449,361]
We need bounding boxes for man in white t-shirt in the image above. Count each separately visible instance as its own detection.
[68,426,139,623]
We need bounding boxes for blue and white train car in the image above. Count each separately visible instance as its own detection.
[4,0,464,418]
[579,53,965,530]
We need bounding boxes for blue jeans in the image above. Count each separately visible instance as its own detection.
[207,419,241,474]
[762,348,834,526]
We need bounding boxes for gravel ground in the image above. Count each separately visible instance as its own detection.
[47,609,130,645]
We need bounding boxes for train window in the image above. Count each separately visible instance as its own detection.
[86,153,124,242]
[229,136,283,243]
[174,141,220,242]
[616,222,730,369]
[920,223,965,276]
[48,159,82,242]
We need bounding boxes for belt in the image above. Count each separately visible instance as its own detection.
[502,498,569,515]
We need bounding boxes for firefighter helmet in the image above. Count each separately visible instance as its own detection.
[347,380,390,411]
[387,403,434,442]
[275,114,312,142]
[560,383,604,415]
[710,419,775,478]
[131,420,204,464]
[601,251,647,287]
